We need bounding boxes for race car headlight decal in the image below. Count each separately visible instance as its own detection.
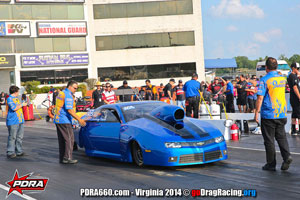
[215,136,224,143]
[165,142,182,148]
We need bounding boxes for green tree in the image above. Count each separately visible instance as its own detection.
[288,54,300,66]
[24,81,41,94]
[235,56,256,69]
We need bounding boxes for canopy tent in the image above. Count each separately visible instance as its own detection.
[205,58,237,69]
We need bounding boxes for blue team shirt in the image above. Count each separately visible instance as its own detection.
[54,88,75,124]
[6,95,24,126]
[183,79,201,98]
[225,82,234,95]
[257,71,287,119]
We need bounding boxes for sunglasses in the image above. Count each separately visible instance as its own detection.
[73,86,78,90]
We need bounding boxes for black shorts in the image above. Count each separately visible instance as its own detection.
[291,103,300,119]
[248,98,256,110]
[237,96,247,106]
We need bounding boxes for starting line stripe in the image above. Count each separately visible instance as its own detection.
[0,183,37,200]
[228,146,300,155]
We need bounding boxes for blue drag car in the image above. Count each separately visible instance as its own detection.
[74,101,228,166]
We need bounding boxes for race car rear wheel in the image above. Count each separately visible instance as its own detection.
[132,141,144,167]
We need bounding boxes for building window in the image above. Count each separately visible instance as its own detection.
[10,71,15,85]
[68,5,84,20]
[0,5,12,19]
[12,5,32,20]
[50,5,68,20]
[95,31,195,51]
[15,38,35,53]
[70,37,86,51]
[53,38,70,52]
[0,4,84,20]
[21,69,88,84]
[93,0,193,19]
[32,5,51,20]
[0,37,86,53]
[98,62,196,81]
[35,38,53,53]
[0,39,14,53]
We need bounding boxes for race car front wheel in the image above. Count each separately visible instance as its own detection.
[132,141,144,167]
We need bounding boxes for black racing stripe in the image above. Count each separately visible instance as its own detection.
[183,119,210,138]
[144,115,195,139]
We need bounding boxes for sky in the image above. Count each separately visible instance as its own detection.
[201,0,300,60]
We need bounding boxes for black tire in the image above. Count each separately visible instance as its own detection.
[132,141,144,167]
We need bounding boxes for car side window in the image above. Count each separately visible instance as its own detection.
[98,109,119,122]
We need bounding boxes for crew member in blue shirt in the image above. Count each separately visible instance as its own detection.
[54,80,86,164]
[6,86,27,158]
[223,78,235,113]
[183,73,201,118]
[255,57,292,171]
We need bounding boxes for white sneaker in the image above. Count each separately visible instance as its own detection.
[252,127,262,135]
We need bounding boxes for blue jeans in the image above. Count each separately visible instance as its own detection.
[177,100,186,108]
[7,123,24,156]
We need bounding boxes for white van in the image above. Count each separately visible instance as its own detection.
[256,60,290,78]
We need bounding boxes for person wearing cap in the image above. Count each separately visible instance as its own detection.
[92,81,104,108]
[183,73,201,118]
[145,79,158,100]
[255,57,292,171]
[102,83,117,104]
[164,79,175,105]
[118,80,133,102]
[174,80,185,108]
[287,62,300,135]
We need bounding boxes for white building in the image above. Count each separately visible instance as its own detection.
[0,0,204,92]
[87,0,205,87]
[0,1,89,93]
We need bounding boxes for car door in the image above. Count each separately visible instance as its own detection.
[88,108,121,155]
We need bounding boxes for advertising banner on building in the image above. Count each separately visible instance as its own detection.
[0,55,16,67]
[16,0,84,2]
[37,22,87,36]
[21,54,89,67]
[0,22,31,36]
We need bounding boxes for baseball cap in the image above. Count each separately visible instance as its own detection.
[170,78,175,83]
[291,62,299,69]
[192,73,198,78]
[123,80,128,84]
[178,80,183,83]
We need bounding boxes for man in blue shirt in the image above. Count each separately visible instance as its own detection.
[183,73,201,118]
[54,80,86,164]
[6,86,27,158]
[255,57,292,171]
[223,78,235,113]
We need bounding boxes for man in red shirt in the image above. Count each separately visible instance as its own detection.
[208,77,225,102]
[102,83,117,104]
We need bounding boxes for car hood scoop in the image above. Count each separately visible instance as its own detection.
[144,114,209,139]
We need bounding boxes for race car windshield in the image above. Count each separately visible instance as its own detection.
[121,102,165,122]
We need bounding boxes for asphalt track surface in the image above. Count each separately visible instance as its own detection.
[0,119,299,200]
